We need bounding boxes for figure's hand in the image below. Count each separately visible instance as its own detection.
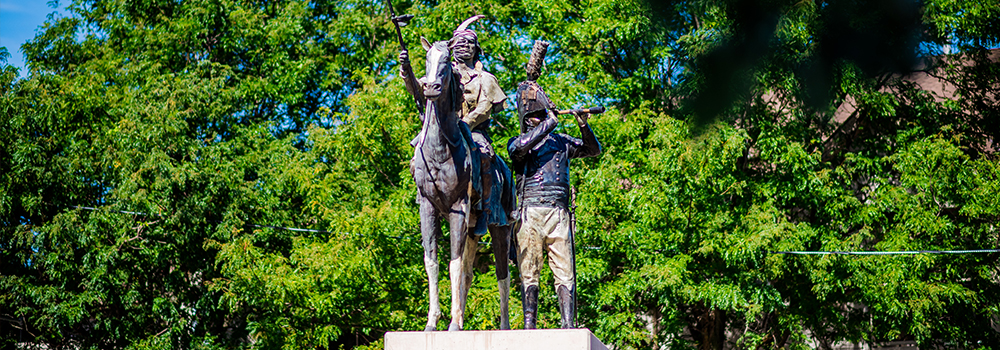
[399,50,411,78]
[526,110,555,128]
[547,109,559,125]
[573,111,590,127]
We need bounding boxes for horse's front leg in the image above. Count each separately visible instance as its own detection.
[447,199,475,331]
[490,224,512,330]
[419,197,443,331]
[460,228,478,321]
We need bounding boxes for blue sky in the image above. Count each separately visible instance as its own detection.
[1,0,68,77]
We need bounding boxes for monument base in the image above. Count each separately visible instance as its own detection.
[384,329,608,350]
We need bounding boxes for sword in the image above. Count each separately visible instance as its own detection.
[569,185,578,328]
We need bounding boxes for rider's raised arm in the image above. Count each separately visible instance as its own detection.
[399,50,426,116]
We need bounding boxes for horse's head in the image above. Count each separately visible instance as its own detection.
[420,37,453,100]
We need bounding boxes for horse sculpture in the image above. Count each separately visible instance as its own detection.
[410,35,516,331]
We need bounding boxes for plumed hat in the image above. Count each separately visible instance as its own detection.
[450,15,484,52]
[516,81,556,133]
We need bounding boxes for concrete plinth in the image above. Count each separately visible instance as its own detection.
[384,329,608,350]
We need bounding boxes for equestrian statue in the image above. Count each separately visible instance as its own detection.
[397,14,516,331]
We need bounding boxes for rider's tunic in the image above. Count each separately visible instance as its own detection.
[457,64,506,156]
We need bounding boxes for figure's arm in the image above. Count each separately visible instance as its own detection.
[464,73,508,126]
[465,95,494,126]
[508,110,558,161]
[399,50,426,117]
[569,112,601,159]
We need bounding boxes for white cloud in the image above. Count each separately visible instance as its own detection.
[0,1,28,14]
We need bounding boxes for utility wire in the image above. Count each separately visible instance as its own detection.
[770,249,1000,255]
[69,206,999,254]
[71,206,150,217]
[69,205,410,239]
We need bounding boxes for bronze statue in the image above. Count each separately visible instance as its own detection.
[402,16,508,228]
[451,16,509,239]
[399,14,516,331]
[508,40,602,329]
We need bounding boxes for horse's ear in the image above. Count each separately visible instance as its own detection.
[421,37,432,51]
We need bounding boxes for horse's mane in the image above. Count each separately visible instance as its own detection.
[448,66,462,112]
[429,40,463,113]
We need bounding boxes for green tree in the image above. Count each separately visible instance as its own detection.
[571,0,1000,348]
[1,0,423,348]
[3,0,998,349]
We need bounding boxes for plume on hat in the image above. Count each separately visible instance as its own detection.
[452,15,484,40]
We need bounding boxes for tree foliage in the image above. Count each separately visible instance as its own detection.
[2,0,998,349]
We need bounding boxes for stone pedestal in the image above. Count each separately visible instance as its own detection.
[384,329,608,350]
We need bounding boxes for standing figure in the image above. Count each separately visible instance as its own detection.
[508,78,601,329]
[399,15,516,331]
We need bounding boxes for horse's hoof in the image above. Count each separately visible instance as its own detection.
[448,323,461,331]
[424,324,437,332]
[500,321,510,330]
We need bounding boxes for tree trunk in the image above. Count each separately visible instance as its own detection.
[689,304,728,350]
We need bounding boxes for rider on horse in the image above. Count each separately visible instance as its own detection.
[399,15,515,331]
[400,16,507,236]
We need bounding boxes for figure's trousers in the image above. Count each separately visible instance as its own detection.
[516,206,574,291]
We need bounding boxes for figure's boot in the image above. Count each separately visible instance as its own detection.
[471,210,489,237]
[470,153,491,237]
[523,285,539,329]
[479,147,493,205]
[557,285,575,329]
[459,122,482,211]
[472,161,492,237]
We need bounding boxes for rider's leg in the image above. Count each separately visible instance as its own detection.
[459,122,482,211]
[470,130,493,236]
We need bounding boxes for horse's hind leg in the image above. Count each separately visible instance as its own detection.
[490,224,512,329]
[459,230,478,323]
[419,198,443,331]
[447,201,473,331]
